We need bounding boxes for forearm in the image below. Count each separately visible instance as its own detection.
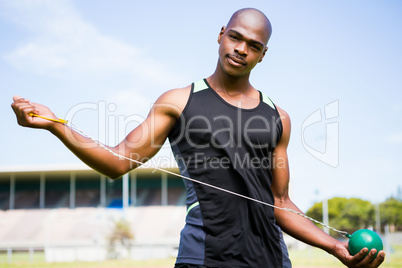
[12,94,177,180]
[49,122,135,179]
[274,198,340,255]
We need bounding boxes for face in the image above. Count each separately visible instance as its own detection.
[217,13,269,78]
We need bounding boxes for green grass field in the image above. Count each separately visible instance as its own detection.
[0,246,401,268]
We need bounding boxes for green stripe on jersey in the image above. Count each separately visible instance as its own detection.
[193,79,209,93]
[186,201,200,216]
[261,92,276,110]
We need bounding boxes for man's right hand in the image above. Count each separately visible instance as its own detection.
[11,96,59,130]
[10,87,188,179]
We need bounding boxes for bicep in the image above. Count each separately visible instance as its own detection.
[118,108,176,162]
[271,145,290,201]
[271,107,291,202]
[116,87,190,165]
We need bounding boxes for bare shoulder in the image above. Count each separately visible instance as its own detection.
[275,105,291,145]
[276,105,290,124]
[153,85,192,119]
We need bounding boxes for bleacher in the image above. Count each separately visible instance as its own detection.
[0,207,186,261]
[0,165,187,262]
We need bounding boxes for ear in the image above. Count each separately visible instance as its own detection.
[258,47,268,63]
[218,26,225,44]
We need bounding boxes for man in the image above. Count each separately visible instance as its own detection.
[12,8,385,268]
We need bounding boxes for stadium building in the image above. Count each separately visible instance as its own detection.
[0,164,187,262]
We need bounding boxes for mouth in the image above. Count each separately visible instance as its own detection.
[226,54,246,67]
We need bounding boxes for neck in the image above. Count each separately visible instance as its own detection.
[208,62,252,94]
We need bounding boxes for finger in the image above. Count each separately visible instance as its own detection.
[29,101,38,111]
[12,102,39,116]
[19,107,37,125]
[13,95,22,102]
[351,247,369,263]
[357,248,377,267]
[369,250,386,267]
[14,107,39,127]
[12,95,29,102]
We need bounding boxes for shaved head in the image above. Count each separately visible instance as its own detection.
[215,8,272,77]
[227,8,272,45]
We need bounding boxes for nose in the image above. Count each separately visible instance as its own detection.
[235,41,247,56]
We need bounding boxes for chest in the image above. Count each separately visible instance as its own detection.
[179,97,281,151]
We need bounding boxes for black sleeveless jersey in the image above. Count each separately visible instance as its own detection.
[168,79,285,267]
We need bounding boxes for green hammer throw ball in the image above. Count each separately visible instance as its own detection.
[348,229,383,258]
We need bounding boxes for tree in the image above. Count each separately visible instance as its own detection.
[107,219,135,259]
[380,198,402,231]
[306,197,375,236]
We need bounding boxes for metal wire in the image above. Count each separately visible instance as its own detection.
[70,122,349,238]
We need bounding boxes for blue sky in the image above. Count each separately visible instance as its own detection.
[1,0,401,212]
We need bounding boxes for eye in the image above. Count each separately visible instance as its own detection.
[250,43,262,51]
[251,44,261,51]
[229,34,239,40]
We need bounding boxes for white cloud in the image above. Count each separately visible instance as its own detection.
[1,0,185,85]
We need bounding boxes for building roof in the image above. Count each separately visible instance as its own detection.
[0,163,180,179]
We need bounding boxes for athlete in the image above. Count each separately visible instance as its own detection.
[11,8,385,268]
